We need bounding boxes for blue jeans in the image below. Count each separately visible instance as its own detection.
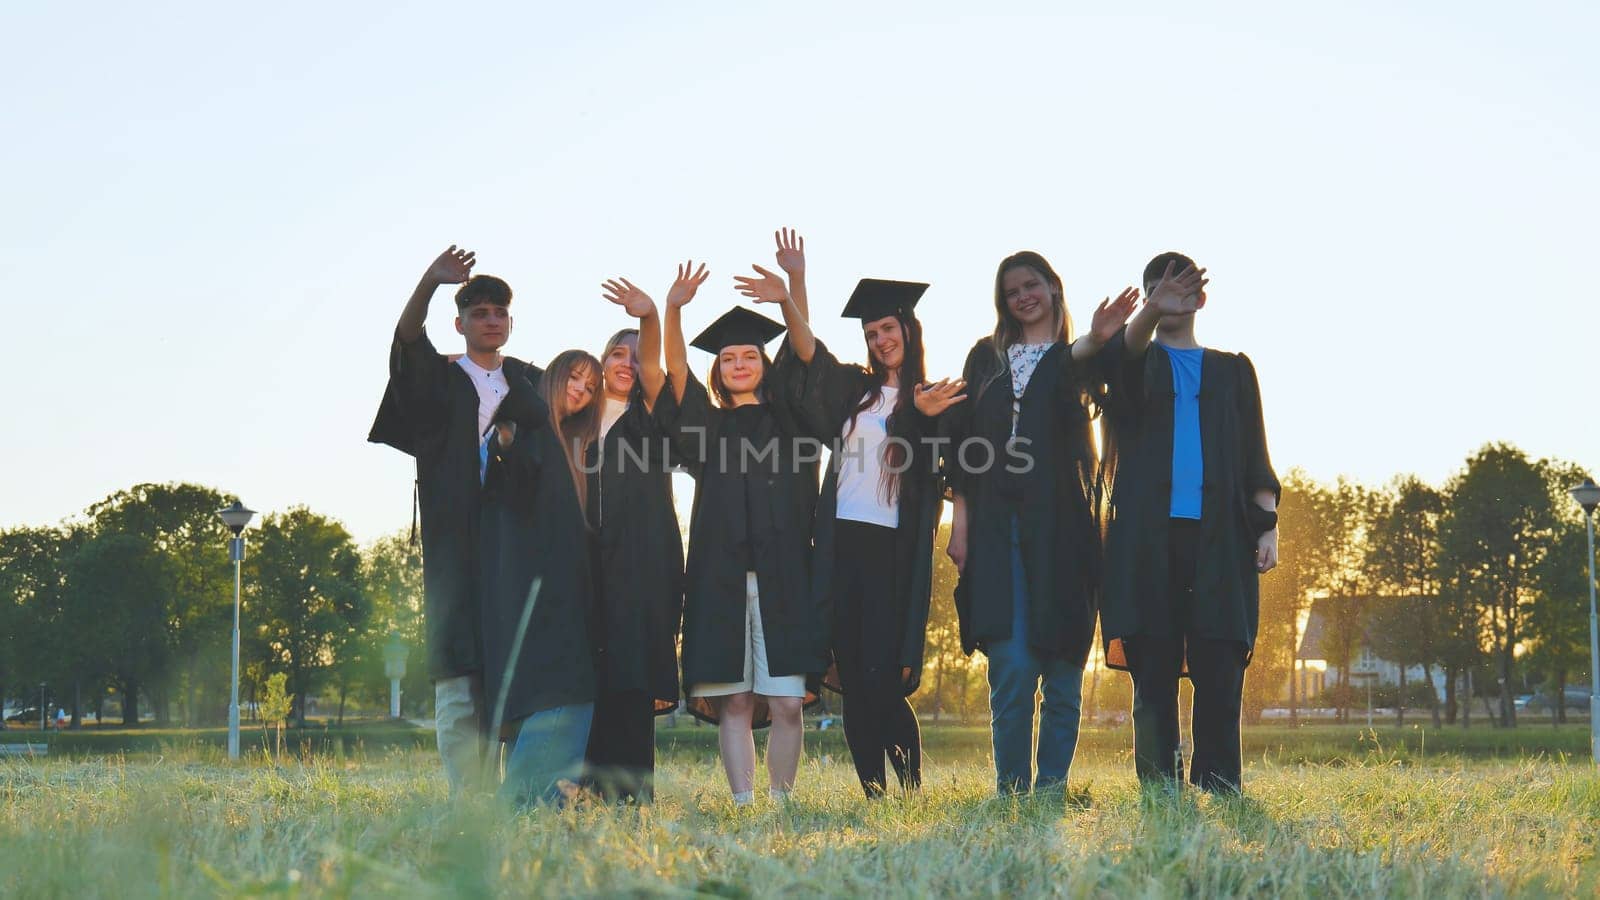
[984,518,1084,794]
[499,702,594,809]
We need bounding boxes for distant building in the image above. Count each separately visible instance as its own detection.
[1295,597,1446,701]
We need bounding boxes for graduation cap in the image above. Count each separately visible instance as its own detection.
[690,306,786,354]
[841,278,928,322]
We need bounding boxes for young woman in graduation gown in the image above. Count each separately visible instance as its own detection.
[941,250,1137,795]
[477,349,604,809]
[654,264,825,805]
[573,271,696,802]
[740,229,966,797]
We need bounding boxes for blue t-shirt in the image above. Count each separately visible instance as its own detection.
[1166,346,1204,519]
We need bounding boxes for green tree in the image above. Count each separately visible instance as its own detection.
[86,483,236,726]
[1437,444,1560,728]
[0,527,81,723]
[64,533,177,726]
[352,531,428,719]
[258,671,293,758]
[248,508,366,726]
[1256,469,1331,724]
[1526,464,1594,725]
[1364,476,1446,727]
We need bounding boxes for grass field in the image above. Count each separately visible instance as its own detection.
[3,725,1598,897]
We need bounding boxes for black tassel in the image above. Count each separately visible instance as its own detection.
[410,479,419,547]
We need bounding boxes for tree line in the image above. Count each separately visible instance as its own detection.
[2,439,1593,730]
[0,483,427,728]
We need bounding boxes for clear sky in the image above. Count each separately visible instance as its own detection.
[2,1,1595,543]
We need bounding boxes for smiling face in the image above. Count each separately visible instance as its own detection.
[602,341,636,398]
[454,302,512,354]
[862,315,905,371]
[1000,266,1056,331]
[562,361,599,416]
[717,344,765,398]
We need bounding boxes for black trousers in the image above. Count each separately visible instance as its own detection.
[582,689,655,802]
[833,520,922,797]
[1127,519,1249,793]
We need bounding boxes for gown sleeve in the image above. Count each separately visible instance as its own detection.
[1236,353,1280,505]
[654,371,713,469]
[369,328,452,455]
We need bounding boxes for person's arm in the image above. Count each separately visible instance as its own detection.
[1239,353,1281,573]
[1122,262,1208,358]
[601,267,702,412]
[662,260,707,404]
[947,491,969,575]
[774,227,809,320]
[1070,287,1139,361]
[734,264,813,364]
[397,246,476,343]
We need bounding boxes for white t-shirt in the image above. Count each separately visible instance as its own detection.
[599,396,627,442]
[834,386,900,529]
[457,355,508,481]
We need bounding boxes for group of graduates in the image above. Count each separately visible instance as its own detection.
[368,228,1279,810]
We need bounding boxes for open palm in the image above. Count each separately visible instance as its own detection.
[665,260,710,310]
[774,227,806,276]
[1090,288,1140,344]
[733,265,789,304]
[427,245,476,284]
[601,277,655,319]
[1147,262,1208,316]
[914,379,968,416]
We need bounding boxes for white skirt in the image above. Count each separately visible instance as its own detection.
[690,572,807,699]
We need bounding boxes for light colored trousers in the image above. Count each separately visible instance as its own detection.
[434,675,487,797]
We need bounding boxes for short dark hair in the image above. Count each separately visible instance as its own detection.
[455,275,512,310]
[1142,251,1197,293]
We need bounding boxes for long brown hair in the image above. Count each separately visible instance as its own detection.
[846,313,926,505]
[982,251,1075,402]
[539,349,602,518]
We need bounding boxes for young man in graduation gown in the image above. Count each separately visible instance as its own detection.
[1096,252,1280,794]
[368,246,541,796]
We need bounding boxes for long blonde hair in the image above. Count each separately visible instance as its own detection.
[539,349,602,518]
[980,250,1076,403]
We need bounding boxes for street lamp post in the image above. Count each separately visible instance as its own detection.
[217,501,257,760]
[382,632,409,720]
[1570,477,1600,767]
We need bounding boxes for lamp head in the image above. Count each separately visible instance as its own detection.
[1571,478,1600,515]
[217,500,257,536]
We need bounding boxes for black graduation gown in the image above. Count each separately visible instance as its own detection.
[476,375,598,724]
[586,386,685,715]
[654,370,824,726]
[940,338,1100,666]
[367,329,541,679]
[782,340,940,696]
[1094,329,1280,668]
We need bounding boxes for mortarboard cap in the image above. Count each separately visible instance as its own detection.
[689,306,787,354]
[841,278,928,322]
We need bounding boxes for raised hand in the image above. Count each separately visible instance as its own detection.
[601,277,655,319]
[733,264,790,305]
[913,379,968,417]
[426,245,476,285]
[774,227,806,276]
[1090,287,1140,345]
[1146,261,1208,316]
[665,260,710,310]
